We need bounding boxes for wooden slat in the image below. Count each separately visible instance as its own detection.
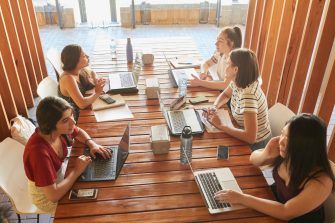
[255,0,274,72]
[277,0,311,107]
[17,0,43,85]
[1,0,34,107]
[10,0,38,96]
[0,5,28,117]
[287,0,325,113]
[329,127,335,163]
[0,94,10,142]
[243,0,257,48]
[249,0,265,53]
[26,0,48,78]
[266,0,296,107]
[260,0,285,95]
[301,0,335,113]
[0,52,17,120]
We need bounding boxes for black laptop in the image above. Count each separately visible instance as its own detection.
[79,123,130,181]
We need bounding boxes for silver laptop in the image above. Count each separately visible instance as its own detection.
[182,148,245,214]
[104,72,138,93]
[158,93,204,135]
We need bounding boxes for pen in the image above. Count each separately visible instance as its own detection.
[178,62,193,64]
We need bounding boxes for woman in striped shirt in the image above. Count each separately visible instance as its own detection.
[206,48,271,151]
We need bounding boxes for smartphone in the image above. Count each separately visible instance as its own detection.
[99,95,116,104]
[217,145,229,160]
[189,96,208,105]
[69,188,98,200]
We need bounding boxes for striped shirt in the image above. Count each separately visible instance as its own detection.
[229,80,271,142]
[210,51,228,80]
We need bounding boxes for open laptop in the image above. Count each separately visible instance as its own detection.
[103,72,138,94]
[79,123,130,182]
[158,93,204,135]
[181,148,245,214]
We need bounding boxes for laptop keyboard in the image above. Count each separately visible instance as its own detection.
[170,111,187,133]
[120,73,134,87]
[93,154,115,179]
[198,172,231,209]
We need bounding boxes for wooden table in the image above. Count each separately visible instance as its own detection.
[54,37,284,223]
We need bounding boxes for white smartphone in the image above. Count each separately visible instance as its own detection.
[68,188,98,200]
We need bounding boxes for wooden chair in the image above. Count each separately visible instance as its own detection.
[37,76,58,99]
[0,137,46,223]
[46,48,63,81]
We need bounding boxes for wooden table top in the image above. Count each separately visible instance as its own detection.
[54,37,284,223]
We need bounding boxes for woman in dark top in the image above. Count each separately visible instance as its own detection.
[58,44,106,121]
[214,114,334,222]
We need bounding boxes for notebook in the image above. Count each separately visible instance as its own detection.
[79,123,130,182]
[199,109,233,133]
[103,72,138,94]
[169,56,201,69]
[182,148,245,214]
[158,93,204,135]
[91,94,125,111]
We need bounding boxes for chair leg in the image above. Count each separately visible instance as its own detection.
[37,214,40,223]
[17,213,21,223]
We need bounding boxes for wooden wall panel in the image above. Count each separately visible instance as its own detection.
[0,95,10,142]
[1,0,34,107]
[243,0,256,48]
[17,0,44,84]
[329,128,335,163]
[266,0,296,107]
[0,6,28,117]
[0,52,17,120]
[277,0,311,107]
[287,0,325,113]
[26,0,47,78]
[255,0,274,72]
[260,0,285,94]
[301,0,335,114]
[249,0,265,53]
[10,0,38,96]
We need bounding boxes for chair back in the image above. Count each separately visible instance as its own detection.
[0,137,45,214]
[46,48,63,80]
[37,77,58,99]
[268,103,295,137]
[324,161,335,223]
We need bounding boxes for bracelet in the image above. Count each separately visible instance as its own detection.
[84,138,93,145]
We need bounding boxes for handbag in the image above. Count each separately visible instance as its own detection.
[10,115,36,145]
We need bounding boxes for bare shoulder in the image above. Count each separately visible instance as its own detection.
[306,172,333,190]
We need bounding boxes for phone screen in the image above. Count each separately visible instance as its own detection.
[69,189,98,200]
[217,145,229,160]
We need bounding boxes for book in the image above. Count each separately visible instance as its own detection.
[198,109,233,133]
[169,57,201,69]
[92,94,125,111]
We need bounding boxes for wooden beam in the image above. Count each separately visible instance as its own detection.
[277,0,311,107]
[249,0,265,54]
[266,0,296,107]
[10,0,38,96]
[0,5,28,117]
[329,126,335,163]
[0,94,10,142]
[1,0,34,108]
[287,0,326,113]
[301,0,335,113]
[244,0,256,48]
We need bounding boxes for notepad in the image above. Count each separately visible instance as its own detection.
[199,109,233,133]
[92,94,125,111]
[169,57,201,69]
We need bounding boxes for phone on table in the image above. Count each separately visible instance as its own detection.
[69,188,98,200]
[189,96,208,105]
[217,145,229,160]
[99,94,115,104]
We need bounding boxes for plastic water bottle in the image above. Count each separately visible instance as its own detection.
[178,78,188,97]
[126,37,133,63]
[180,126,192,164]
[110,39,117,60]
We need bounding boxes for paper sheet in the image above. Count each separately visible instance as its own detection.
[94,104,134,122]
[199,109,233,133]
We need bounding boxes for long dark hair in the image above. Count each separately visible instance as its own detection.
[36,96,73,134]
[274,114,335,192]
[230,48,259,88]
[221,26,242,49]
[61,44,82,71]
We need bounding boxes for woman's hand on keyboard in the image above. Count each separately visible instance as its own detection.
[214,189,244,204]
[89,144,112,160]
[75,155,92,175]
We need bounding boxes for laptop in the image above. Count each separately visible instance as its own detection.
[103,72,139,94]
[79,123,130,181]
[182,148,245,214]
[158,93,204,135]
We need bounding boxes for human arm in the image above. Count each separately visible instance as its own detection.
[188,74,232,90]
[249,136,280,167]
[215,175,333,220]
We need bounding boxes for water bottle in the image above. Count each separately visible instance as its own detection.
[180,126,192,164]
[178,78,188,97]
[126,37,133,63]
[110,39,117,60]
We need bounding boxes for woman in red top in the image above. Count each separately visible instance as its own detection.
[23,96,111,214]
[214,114,334,222]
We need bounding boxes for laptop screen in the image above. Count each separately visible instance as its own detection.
[119,123,130,154]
